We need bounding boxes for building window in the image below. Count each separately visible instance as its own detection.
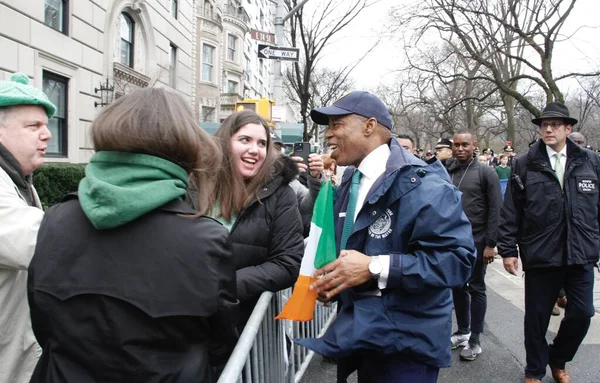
[202,44,215,82]
[227,35,237,62]
[120,13,134,68]
[171,0,178,19]
[42,71,68,157]
[201,106,215,123]
[227,80,238,94]
[169,44,177,87]
[44,0,68,33]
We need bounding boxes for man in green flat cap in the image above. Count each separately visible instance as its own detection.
[0,72,55,383]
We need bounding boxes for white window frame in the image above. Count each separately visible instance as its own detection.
[120,13,135,68]
[42,71,69,157]
[227,80,238,94]
[227,34,237,62]
[202,43,216,83]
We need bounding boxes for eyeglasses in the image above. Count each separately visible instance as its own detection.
[539,122,565,130]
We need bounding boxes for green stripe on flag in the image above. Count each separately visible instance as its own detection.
[313,181,337,269]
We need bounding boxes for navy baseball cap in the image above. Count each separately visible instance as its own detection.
[310,91,393,130]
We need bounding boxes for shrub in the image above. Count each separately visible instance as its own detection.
[33,163,86,209]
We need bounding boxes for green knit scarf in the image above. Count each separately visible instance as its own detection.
[78,151,188,230]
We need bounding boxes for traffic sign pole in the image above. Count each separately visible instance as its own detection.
[273,0,310,105]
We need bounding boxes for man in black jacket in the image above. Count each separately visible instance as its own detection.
[448,131,502,362]
[498,102,600,383]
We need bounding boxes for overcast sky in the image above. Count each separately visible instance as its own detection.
[313,0,600,92]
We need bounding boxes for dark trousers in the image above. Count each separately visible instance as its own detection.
[524,264,595,379]
[337,351,439,383]
[453,241,487,334]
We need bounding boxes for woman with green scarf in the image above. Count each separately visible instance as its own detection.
[27,88,238,382]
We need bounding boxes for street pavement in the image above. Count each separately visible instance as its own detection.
[299,259,600,383]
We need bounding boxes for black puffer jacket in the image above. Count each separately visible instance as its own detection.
[498,138,600,269]
[229,159,304,326]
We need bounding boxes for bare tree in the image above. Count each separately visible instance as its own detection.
[392,0,600,143]
[284,0,376,140]
[378,41,504,150]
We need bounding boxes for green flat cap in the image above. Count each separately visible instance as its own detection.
[0,72,56,118]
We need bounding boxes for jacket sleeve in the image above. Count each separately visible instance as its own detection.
[290,175,324,217]
[208,228,239,366]
[236,185,304,302]
[497,158,522,258]
[0,179,44,270]
[386,182,476,291]
[484,167,503,247]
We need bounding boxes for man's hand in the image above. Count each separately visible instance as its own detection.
[309,250,371,299]
[503,257,519,276]
[483,246,495,265]
[291,153,324,179]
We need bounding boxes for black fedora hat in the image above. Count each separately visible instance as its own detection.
[532,102,578,126]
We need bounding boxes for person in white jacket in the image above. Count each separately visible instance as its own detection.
[0,73,55,383]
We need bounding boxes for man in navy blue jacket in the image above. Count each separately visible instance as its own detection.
[296,91,476,383]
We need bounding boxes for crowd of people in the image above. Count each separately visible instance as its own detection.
[0,71,598,383]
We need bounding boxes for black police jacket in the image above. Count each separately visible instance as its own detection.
[498,138,600,269]
[28,196,238,383]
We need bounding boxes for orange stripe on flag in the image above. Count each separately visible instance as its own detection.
[275,275,318,322]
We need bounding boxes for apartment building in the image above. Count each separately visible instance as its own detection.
[0,0,196,163]
[197,0,283,123]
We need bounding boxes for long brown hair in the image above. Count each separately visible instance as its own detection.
[208,110,280,220]
[91,87,220,212]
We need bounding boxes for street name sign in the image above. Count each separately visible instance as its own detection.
[251,29,275,44]
[258,44,300,61]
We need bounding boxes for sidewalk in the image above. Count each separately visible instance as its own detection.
[299,259,600,383]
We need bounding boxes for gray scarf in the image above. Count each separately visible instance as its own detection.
[0,143,35,206]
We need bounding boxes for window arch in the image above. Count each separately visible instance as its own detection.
[120,12,134,67]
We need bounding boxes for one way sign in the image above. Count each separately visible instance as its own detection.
[258,44,300,61]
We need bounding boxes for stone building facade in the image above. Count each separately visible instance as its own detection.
[0,0,196,163]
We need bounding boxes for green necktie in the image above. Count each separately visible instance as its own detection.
[340,170,362,250]
[553,153,564,189]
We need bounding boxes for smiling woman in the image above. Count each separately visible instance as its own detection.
[192,110,305,337]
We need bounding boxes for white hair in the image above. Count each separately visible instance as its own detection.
[0,106,15,128]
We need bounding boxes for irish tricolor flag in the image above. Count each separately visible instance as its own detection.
[276,180,337,321]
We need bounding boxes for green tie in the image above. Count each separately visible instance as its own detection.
[553,153,564,188]
[340,170,362,250]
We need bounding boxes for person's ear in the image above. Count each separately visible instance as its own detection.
[363,118,377,136]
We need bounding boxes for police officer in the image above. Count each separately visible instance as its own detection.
[498,102,600,383]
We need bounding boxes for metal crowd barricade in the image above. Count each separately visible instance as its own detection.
[217,288,337,383]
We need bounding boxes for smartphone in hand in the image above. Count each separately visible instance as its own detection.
[293,142,311,164]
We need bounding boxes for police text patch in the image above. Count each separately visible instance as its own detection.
[577,179,597,193]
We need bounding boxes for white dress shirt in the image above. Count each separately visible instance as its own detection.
[546,144,567,171]
[352,144,391,290]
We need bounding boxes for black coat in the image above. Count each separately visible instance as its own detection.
[230,161,305,327]
[448,158,502,247]
[498,138,600,269]
[28,196,238,383]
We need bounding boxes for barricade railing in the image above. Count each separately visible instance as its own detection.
[217,288,337,383]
